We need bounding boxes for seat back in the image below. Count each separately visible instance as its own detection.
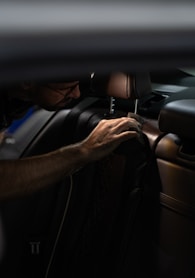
[0,73,156,278]
[154,99,195,278]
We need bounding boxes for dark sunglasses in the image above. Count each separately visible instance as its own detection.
[43,82,80,110]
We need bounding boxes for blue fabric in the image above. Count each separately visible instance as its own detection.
[7,107,34,134]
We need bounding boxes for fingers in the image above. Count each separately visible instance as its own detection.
[82,116,143,162]
[114,117,142,134]
[115,130,138,143]
[99,117,142,135]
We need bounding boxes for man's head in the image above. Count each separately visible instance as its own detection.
[20,80,81,111]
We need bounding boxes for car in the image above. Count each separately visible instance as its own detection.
[0,1,195,278]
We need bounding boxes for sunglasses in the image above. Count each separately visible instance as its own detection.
[41,82,80,110]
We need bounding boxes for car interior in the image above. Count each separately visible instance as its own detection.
[0,69,195,278]
[1,1,195,278]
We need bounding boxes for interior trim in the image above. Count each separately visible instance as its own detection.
[160,192,195,220]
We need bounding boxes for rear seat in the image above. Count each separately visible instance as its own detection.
[154,99,195,278]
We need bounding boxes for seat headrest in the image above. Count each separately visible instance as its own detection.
[158,99,195,139]
[91,72,151,99]
[107,72,151,99]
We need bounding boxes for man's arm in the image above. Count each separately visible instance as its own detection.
[0,117,141,200]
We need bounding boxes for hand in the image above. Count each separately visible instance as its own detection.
[81,117,141,161]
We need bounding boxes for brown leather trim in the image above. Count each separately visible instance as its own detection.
[160,192,195,220]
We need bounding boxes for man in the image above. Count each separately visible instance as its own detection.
[0,80,141,200]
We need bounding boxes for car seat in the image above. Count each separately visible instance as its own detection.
[154,99,195,278]
[0,72,159,278]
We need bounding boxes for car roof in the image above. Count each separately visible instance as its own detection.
[1,1,195,84]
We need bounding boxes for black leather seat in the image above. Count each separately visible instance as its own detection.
[0,72,156,278]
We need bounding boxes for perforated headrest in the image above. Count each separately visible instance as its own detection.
[158,99,195,139]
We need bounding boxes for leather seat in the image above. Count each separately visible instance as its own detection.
[154,99,195,278]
